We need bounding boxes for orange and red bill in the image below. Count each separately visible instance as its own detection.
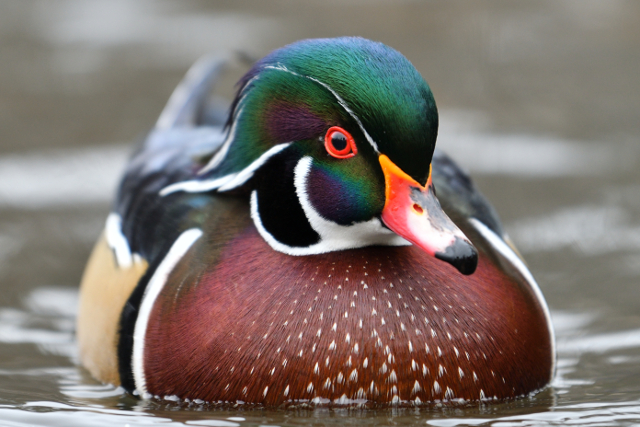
[379,155,478,275]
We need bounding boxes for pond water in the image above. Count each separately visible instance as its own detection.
[1,1,639,426]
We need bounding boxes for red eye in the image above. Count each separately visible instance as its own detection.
[324,126,357,159]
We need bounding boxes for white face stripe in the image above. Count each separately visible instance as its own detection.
[217,143,291,191]
[197,63,379,184]
[159,143,291,196]
[468,218,556,381]
[263,64,380,153]
[132,228,203,396]
[250,157,408,256]
[105,213,132,268]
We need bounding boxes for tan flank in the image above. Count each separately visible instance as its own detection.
[76,232,147,385]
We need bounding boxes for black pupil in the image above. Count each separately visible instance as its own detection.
[331,132,348,151]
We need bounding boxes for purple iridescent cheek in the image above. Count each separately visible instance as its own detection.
[265,103,327,143]
[306,163,377,226]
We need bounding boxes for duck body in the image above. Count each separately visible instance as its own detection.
[77,37,554,405]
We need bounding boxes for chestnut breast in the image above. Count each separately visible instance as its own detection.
[143,226,552,404]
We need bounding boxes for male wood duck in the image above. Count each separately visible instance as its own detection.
[77,37,554,405]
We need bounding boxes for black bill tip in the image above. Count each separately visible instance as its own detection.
[435,237,478,275]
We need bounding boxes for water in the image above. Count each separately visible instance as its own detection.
[1,1,639,425]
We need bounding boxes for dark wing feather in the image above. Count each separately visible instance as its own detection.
[432,148,505,238]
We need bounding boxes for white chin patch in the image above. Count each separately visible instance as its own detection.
[250,156,409,256]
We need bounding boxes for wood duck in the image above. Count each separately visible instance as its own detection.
[77,37,554,405]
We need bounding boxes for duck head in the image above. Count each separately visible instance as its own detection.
[165,37,478,275]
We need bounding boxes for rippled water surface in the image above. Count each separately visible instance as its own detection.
[1,1,639,426]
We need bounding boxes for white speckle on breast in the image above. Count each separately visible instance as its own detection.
[444,387,454,400]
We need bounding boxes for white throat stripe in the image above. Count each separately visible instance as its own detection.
[250,156,408,256]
